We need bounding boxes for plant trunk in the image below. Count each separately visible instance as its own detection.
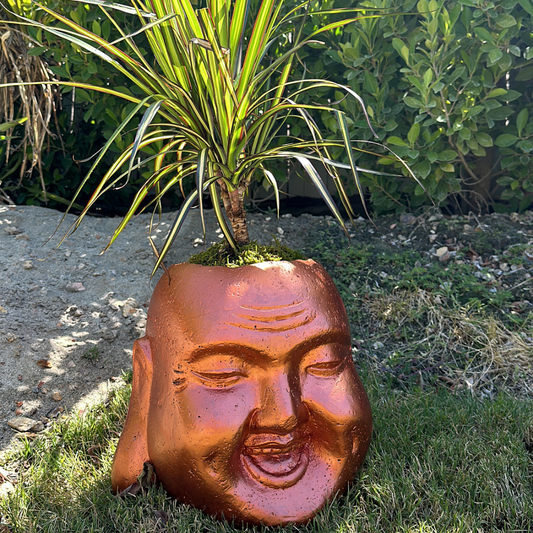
[218,180,250,246]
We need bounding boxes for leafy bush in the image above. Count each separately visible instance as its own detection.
[299,0,533,214]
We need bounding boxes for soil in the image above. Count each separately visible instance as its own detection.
[1,204,532,459]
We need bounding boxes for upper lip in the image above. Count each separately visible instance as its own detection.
[243,434,300,455]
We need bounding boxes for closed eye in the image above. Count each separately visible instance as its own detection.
[306,360,344,377]
[192,370,247,387]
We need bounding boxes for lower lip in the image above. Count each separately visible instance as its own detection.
[242,446,309,489]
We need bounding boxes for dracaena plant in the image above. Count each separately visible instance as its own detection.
[2,0,416,275]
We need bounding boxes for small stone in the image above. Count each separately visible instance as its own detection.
[439,252,452,263]
[33,422,44,432]
[8,416,43,432]
[47,406,64,418]
[4,226,22,235]
[436,246,449,258]
[0,481,15,498]
[15,233,30,240]
[52,392,63,402]
[277,227,284,235]
[16,432,39,440]
[65,282,85,292]
[67,361,76,368]
[6,333,16,342]
[23,260,34,270]
[265,217,272,222]
[400,213,416,225]
[429,234,438,243]
[100,329,116,341]
[500,262,509,272]
[122,299,138,318]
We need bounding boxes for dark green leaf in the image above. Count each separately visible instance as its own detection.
[495,134,518,147]
[475,132,493,147]
[516,109,529,137]
[27,46,47,56]
[437,150,457,162]
[495,14,516,28]
[474,27,493,43]
[486,107,514,121]
[515,67,533,81]
[517,140,533,153]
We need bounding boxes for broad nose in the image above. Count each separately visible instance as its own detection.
[252,372,308,432]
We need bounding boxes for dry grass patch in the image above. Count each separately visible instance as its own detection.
[364,289,533,396]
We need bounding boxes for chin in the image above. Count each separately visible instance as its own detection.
[212,447,350,526]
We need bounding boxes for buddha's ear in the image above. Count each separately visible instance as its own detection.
[111,337,153,493]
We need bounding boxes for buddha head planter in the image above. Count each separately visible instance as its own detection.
[111,259,372,526]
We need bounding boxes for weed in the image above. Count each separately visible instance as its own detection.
[82,346,99,362]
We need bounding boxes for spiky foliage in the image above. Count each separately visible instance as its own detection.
[2,0,417,275]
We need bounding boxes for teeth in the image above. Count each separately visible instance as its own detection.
[246,443,298,455]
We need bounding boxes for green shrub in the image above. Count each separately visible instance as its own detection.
[295,0,533,214]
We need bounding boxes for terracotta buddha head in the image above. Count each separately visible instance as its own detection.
[111,259,372,526]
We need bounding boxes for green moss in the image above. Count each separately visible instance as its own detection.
[189,240,307,267]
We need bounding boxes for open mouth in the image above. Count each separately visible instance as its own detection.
[242,437,309,489]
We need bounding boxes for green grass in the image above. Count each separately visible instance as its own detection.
[1,368,532,532]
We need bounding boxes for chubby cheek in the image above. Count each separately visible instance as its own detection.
[148,382,259,468]
[179,383,258,437]
[301,368,368,453]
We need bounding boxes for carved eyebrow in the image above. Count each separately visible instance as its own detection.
[187,343,271,366]
[287,331,351,358]
[186,331,351,366]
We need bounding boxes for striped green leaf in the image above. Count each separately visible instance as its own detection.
[151,176,218,276]
[196,148,209,238]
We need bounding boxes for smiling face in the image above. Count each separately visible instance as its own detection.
[114,260,372,526]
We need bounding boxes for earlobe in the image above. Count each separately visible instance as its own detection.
[111,337,153,493]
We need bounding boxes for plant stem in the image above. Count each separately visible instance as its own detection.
[218,179,250,246]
